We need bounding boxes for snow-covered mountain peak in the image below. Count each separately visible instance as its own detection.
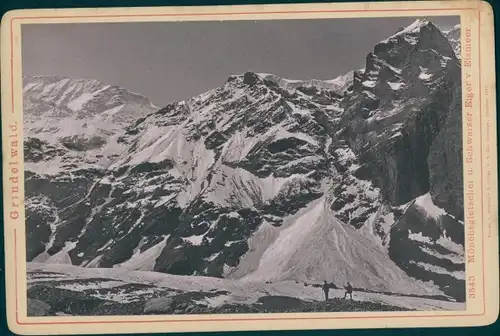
[109,67,345,178]
[23,75,158,120]
[326,71,355,90]
[23,76,159,174]
[377,18,457,60]
[250,71,353,95]
[380,18,432,44]
[397,18,430,34]
[444,24,460,33]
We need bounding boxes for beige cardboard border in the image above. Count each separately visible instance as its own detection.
[1,1,498,334]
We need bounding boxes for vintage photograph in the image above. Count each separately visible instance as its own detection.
[21,15,466,317]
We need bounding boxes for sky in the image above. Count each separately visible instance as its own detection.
[22,16,459,107]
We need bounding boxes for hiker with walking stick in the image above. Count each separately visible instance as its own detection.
[344,282,353,300]
[322,280,331,301]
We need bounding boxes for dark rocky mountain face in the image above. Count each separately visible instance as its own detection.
[339,21,461,209]
[25,19,465,301]
[330,19,464,299]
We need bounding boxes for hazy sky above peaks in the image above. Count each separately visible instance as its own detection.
[22,16,459,107]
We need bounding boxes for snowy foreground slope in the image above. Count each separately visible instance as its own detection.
[27,262,464,316]
[25,19,465,314]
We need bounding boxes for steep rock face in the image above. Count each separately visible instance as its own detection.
[339,19,460,206]
[329,19,464,299]
[25,20,464,300]
[427,66,463,219]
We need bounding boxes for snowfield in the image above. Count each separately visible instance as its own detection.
[233,198,444,297]
[27,262,464,311]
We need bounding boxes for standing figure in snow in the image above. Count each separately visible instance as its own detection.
[322,280,330,301]
[344,282,353,300]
